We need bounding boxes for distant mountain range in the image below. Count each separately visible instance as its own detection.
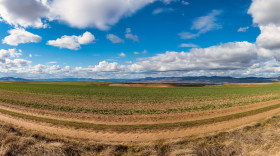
[0,77,31,82]
[1,76,280,83]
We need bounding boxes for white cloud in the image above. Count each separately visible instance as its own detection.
[256,25,280,50]
[179,43,199,48]
[88,61,127,72]
[0,49,21,62]
[125,28,139,42]
[47,32,95,50]
[0,0,178,30]
[118,52,126,57]
[249,0,280,61]
[77,32,95,45]
[192,10,222,33]
[2,28,42,46]
[5,59,31,68]
[2,41,280,79]
[152,8,174,15]
[6,41,269,79]
[0,0,49,28]
[106,34,124,43]
[238,26,249,32]
[179,10,222,39]
[134,52,140,55]
[131,42,259,72]
[248,0,280,26]
[29,54,32,58]
[49,0,156,30]
[0,49,31,70]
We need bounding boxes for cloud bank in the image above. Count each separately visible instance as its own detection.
[0,0,177,30]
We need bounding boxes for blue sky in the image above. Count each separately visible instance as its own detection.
[0,0,279,79]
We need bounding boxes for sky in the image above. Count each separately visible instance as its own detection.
[0,0,279,79]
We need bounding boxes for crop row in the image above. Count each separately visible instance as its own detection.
[0,96,279,115]
[1,102,280,131]
[0,82,278,100]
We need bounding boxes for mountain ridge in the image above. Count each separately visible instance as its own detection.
[1,76,280,83]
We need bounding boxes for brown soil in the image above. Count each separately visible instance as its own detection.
[220,82,280,86]
[1,98,280,125]
[109,83,172,87]
[0,106,280,143]
[0,89,276,111]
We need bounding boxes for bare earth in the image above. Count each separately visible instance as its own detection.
[0,98,280,125]
[0,100,280,143]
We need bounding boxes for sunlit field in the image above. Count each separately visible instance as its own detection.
[0,82,280,115]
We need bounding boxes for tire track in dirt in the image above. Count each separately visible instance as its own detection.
[0,103,280,142]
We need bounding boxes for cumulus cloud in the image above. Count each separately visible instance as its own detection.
[249,0,280,61]
[256,25,280,50]
[47,32,95,50]
[28,42,257,76]
[0,49,21,62]
[248,0,280,26]
[179,10,222,39]
[0,49,31,71]
[2,41,280,79]
[125,28,139,42]
[106,34,124,43]
[49,0,155,30]
[0,0,49,28]
[4,41,270,79]
[2,28,42,46]
[131,42,259,72]
[0,0,179,29]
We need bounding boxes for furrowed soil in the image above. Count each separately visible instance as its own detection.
[0,82,279,112]
[0,103,280,142]
[1,82,280,155]
[2,115,280,156]
[0,99,280,142]
[1,98,280,125]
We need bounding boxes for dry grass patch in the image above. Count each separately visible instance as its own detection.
[1,114,280,155]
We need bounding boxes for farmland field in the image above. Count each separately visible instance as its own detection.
[1,82,280,145]
[0,82,279,115]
